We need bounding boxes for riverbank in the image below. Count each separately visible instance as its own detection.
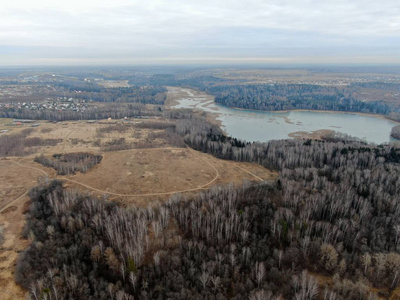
[164,86,226,134]
[166,86,397,144]
[271,109,400,124]
[166,86,400,125]
[221,106,400,125]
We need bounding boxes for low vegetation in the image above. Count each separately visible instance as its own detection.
[0,225,4,248]
[134,121,176,130]
[57,83,167,104]
[211,84,393,116]
[34,152,102,175]
[0,129,61,157]
[100,138,133,152]
[96,124,130,138]
[145,129,185,148]
[0,103,163,121]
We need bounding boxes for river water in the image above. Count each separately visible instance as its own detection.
[169,88,398,144]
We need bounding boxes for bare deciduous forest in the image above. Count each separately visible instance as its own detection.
[210,84,396,119]
[2,4,400,299]
[0,102,163,121]
[391,124,400,140]
[34,153,103,175]
[15,112,400,299]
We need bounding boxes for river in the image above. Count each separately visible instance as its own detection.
[168,87,398,144]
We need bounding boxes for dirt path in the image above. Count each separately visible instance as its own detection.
[2,146,274,213]
[234,164,264,181]
[62,148,219,197]
[1,147,221,213]
[0,190,29,213]
[0,159,50,212]
[61,128,75,153]
[8,159,48,176]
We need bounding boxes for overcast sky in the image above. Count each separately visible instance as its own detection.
[1,0,400,65]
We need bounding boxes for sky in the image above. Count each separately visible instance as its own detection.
[0,0,400,66]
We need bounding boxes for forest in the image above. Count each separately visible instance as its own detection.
[34,153,103,175]
[0,103,163,121]
[57,83,167,105]
[391,125,400,140]
[15,111,400,299]
[209,84,394,117]
[126,73,400,121]
[3,70,400,123]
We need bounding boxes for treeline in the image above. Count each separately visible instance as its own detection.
[350,82,400,90]
[57,82,167,105]
[0,129,61,157]
[16,111,400,299]
[209,84,394,116]
[100,138,133,152]
[124,72,400,118]
[128,74,228,90]
[34,152,102,175]
[391,124,400,140]
[96,124,131,138]
[176,112,400,166]
[0,103,163,121]
[16,181,141,299]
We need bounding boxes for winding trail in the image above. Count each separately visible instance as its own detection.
[234,164,264,182]
[0,190,29,213]
[61,128,75,153]
[61,148,220,197]
[1,146,270,213]
[8,159,48,176]
[1,147,222,212]
[0,159,49,212]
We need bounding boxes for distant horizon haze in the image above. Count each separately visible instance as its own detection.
[1,0,400,66]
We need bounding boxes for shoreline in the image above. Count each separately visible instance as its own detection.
[163,86,226,135]
[220,105,400,124]
[273,109,399,124]
[165,87,399,142]
[166,86,399,125]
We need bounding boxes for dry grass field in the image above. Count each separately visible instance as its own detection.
[0,117,277,299]
[0,159,37,300]
[65,148,276,205]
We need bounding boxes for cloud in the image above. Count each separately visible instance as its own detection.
[0,0,399,65]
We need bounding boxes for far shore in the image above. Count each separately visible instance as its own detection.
[166,86,400,125]
[223,106,400,124]
[270,109,400,124]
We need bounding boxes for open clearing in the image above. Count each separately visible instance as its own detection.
[0,118,276,208]
[0,117,277,299]
[64,147,276,205]
[0,160,35,300]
